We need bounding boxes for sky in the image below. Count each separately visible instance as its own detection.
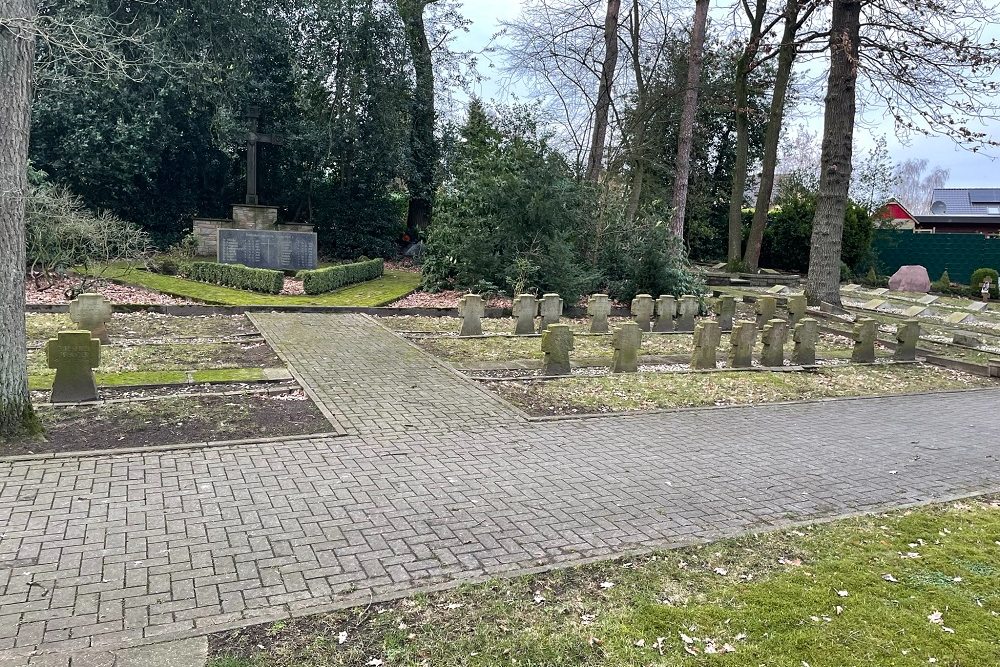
[453,0,1000,188]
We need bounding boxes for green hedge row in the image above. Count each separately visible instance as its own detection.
[300,258,384,295]
[186,262,284,294]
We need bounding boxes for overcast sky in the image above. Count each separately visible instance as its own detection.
[453,0,1000,188]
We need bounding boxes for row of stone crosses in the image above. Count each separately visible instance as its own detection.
[457,292,922,376]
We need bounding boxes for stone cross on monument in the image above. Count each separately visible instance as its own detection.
[244,106,284,205]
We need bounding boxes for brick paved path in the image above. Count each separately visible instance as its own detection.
[249,313,523,435]
[2,313,1000,661]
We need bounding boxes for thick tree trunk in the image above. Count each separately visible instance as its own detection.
[669,0,710,238]
[399,0,438,239]
[806,0,861,306]
[624,0,646,222]
[726,0,766,266]
[744,0,801,269]
[0,0,38,438]
[584,0,621,183]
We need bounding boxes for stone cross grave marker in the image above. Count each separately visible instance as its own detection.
[244,106,284,205]
[46,331,101,403]
[587,294,611,333]
[538,294,564,332]
[68,293,113,344]
[786,294,807,327]
[541,324,574,375]
[894,320,920,361]
[755,296,777,328]
[690,320,721,370]
[611,322,642,373]
[792,317,818,365]
[631,294,655,331]
[654,295,676,332]
[729,321,757,368]
[851,318,878,363]
[760,319,788,367]
[512,294,538,335]
[716,295,735,331]
[677,295,699,331]
[458,294,485,337]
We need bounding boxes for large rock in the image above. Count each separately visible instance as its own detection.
[888,265,931,293]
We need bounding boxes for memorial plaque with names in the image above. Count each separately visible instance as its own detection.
[217,228,318,271]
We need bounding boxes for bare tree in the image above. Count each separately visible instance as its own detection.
[806,0,862,305]
[742,0,819,269]
[584,0,622,182]
[669,0,710,238]
[894,158,949,214]
[399,0,439,237]
[807,0,1000,304]
[0,0,37,437]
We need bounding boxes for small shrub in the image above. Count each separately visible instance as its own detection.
[187,262,284,294]
[150,256,181,276]
[970,267,999,298]
[300,258,384,295]
[840,262,853,283]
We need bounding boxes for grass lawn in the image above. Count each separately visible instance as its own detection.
[208,496,1000,667]
[487,364,993,415]
[97,267,420,306]
[26,313,258,343]
[28,367,269,390]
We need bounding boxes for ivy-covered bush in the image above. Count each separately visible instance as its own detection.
[299,258,384,295]
[186,262,284,294]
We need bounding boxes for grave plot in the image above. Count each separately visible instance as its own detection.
[6,313,333,456]
[382,310,994,416]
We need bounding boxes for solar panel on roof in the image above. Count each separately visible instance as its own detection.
[968,189,1000,204]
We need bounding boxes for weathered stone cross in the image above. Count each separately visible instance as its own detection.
[46,331,101,403]
[245,106,284,205]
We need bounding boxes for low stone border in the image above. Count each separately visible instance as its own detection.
[26,334,265,350]
[467,359,914,383]
[32,383,300,409]
[0,430,345,463]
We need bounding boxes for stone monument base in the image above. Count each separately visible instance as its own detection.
[194,204,314,256]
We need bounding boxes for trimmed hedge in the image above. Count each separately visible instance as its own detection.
[186,262,284,294]
[300,258,384,295]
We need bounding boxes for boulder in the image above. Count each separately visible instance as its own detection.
[888,265,931,293]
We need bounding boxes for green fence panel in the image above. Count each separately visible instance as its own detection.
[872,229,1000,285]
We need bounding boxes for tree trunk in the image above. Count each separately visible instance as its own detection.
[624,0,646,222]
[726,0,766,266]
[744,0,801,270]
[669,0,710,239]
[0,0,39,438]
[806,0,861,306]
[585,0,622,183]
[399,0,438,239]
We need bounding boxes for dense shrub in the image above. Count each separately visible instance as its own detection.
[759,184,875,275]
[422,101,702,302]
[970,268,999,298]
[299,258,384,295]
[186,262,284,293]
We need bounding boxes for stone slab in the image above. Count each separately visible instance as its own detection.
[218,228,318,271]
[902,306,929,318]
[946,312,975,325]
[861,299,888,311]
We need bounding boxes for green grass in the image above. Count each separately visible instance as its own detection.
[28,341,281,375]
[29,367,266,390]
[489,364,994,415]
[208,496,1000,666]
[97,266,420,306]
